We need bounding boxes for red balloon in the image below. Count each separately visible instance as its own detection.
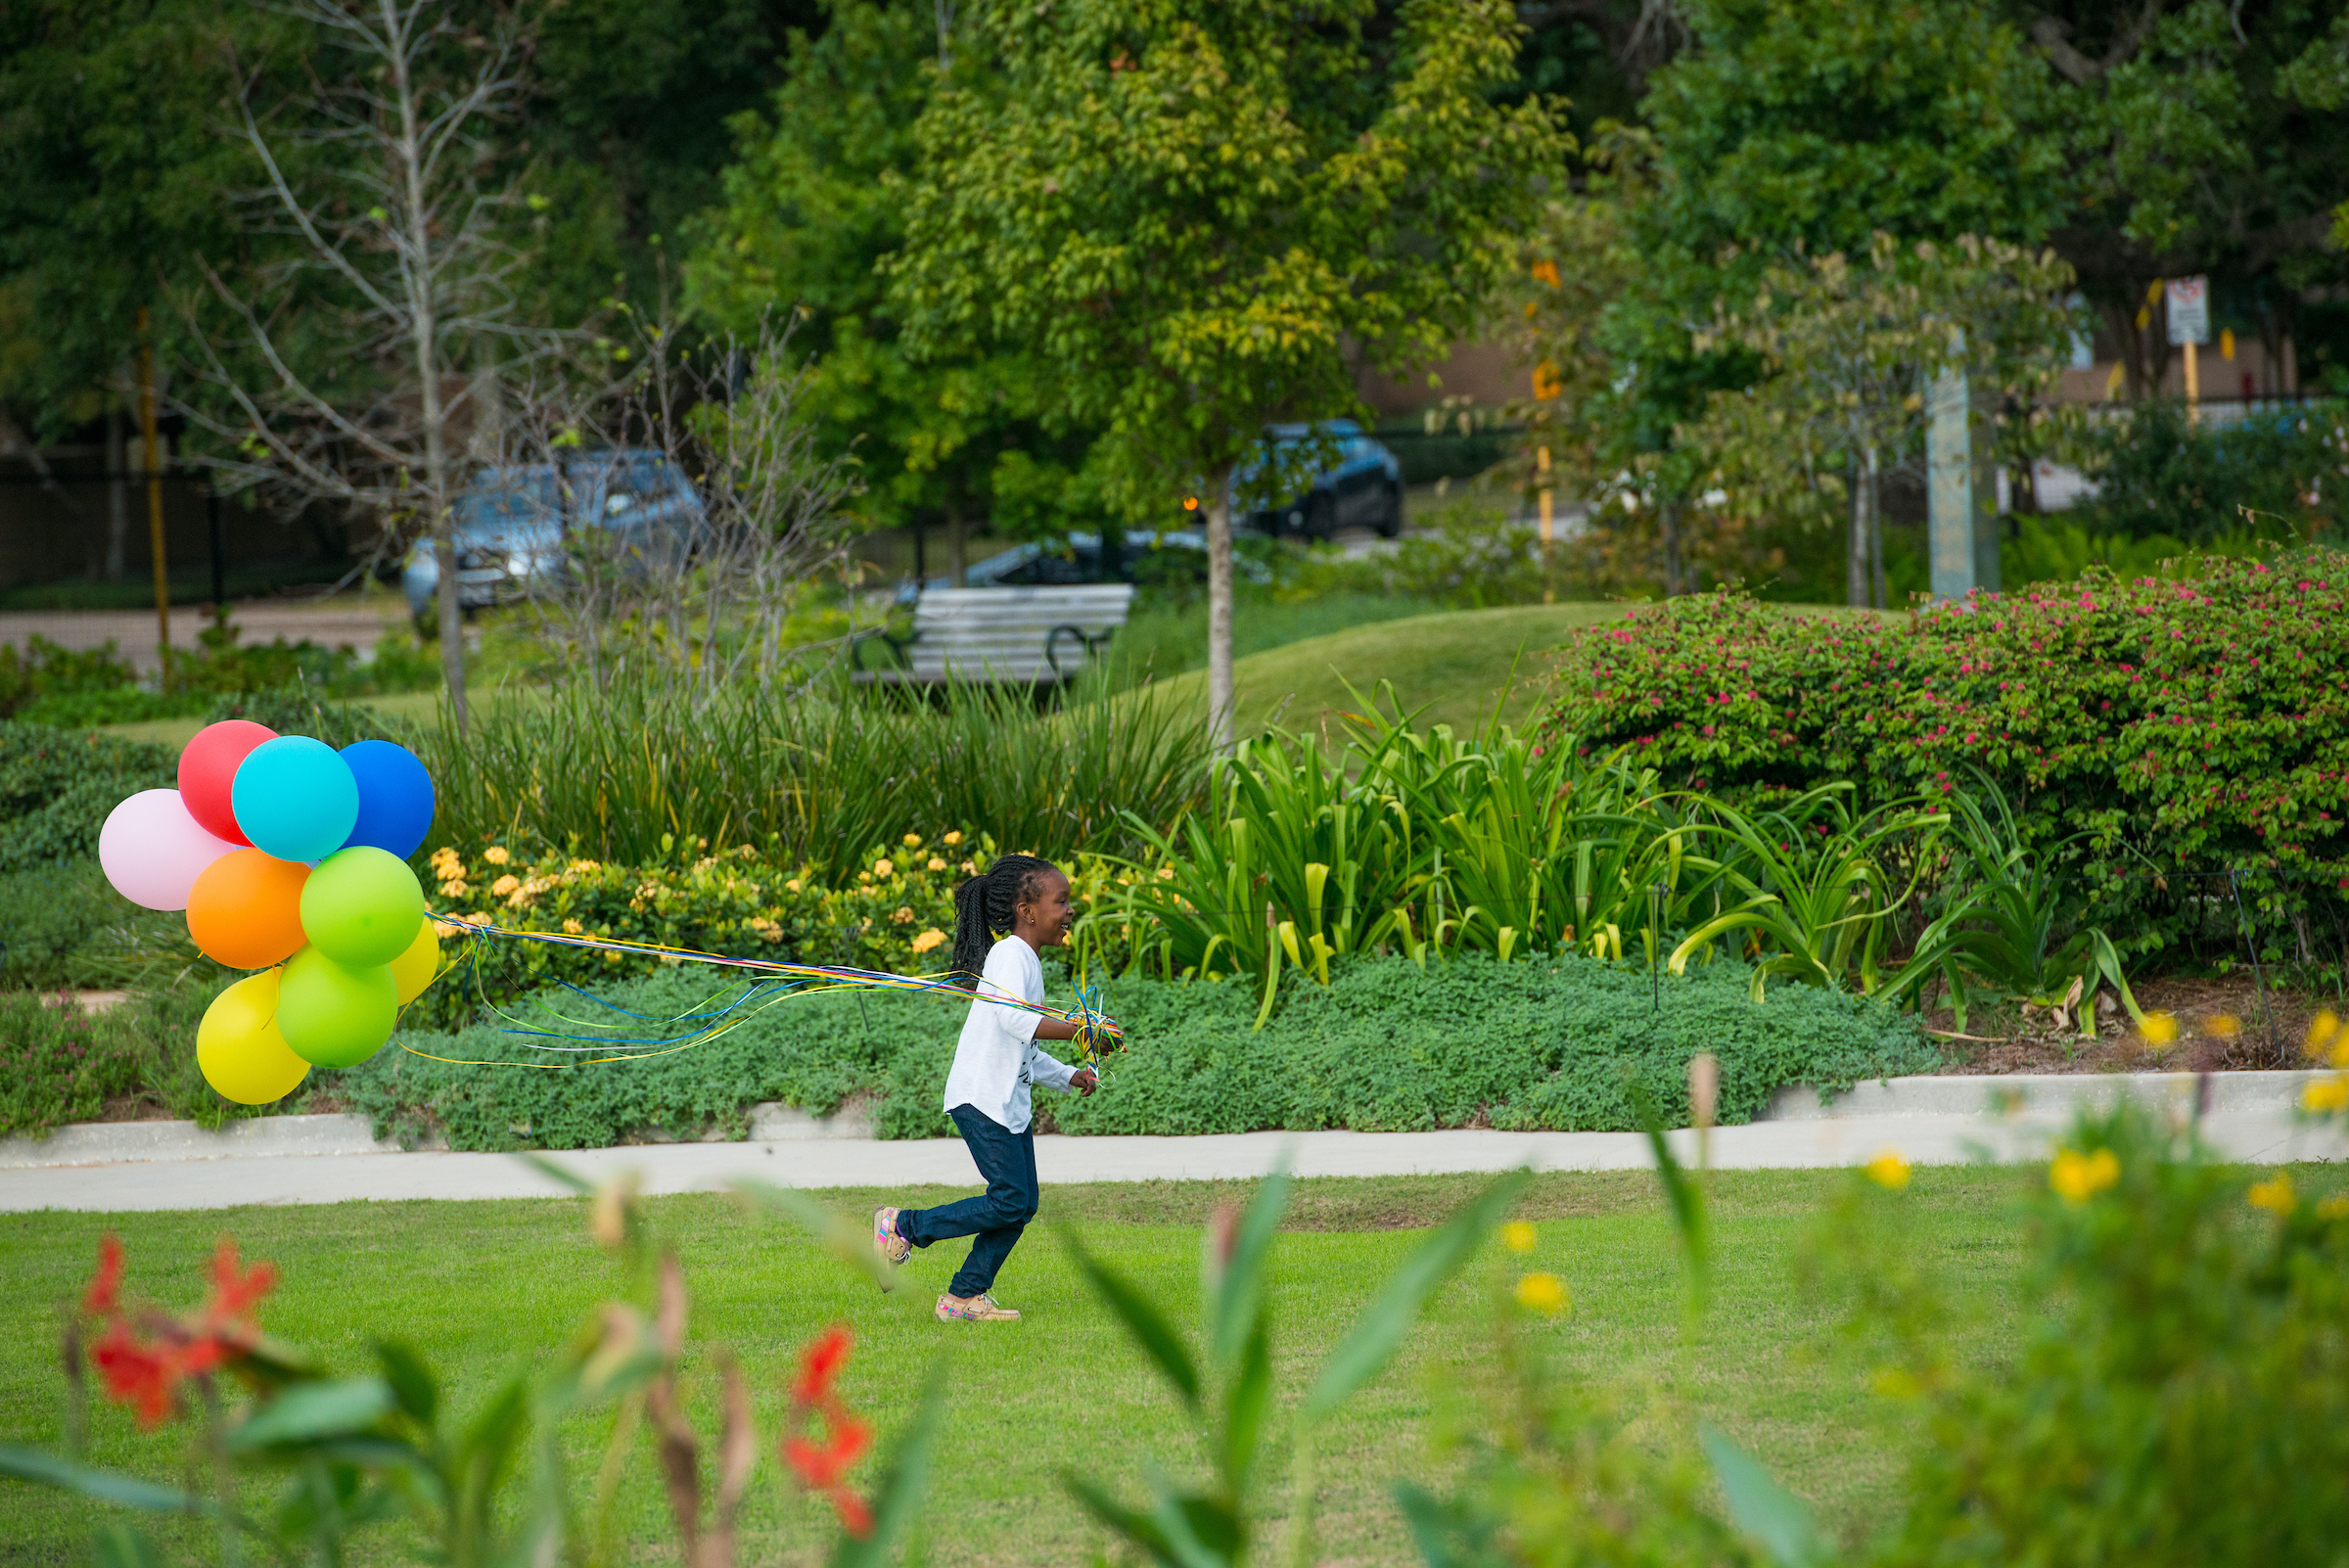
[178,720,276,846]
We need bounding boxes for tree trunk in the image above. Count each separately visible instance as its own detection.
[1206,465,1236,754]
[1659,497,1684,597]
[1846,455,1868,608]
[396,51,467,733]
[105,401,129,582]
[1864,443,1883,610]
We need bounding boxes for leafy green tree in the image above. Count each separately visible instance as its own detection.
[2024,0,2349,394]
[1641,0,2071,270]
[688,1,1100,578]
[1518,0,2067,603]
[1682,234,2078,606]
[0,2,294,433]
[891,0,1567,746]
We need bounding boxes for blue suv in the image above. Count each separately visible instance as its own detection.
[1238,419,1404,538]
[401,449,707,620]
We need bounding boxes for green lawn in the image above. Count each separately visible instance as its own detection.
[1140,602,1629,740]
[1138,601,1897,742]
[1,1167,2053,1567]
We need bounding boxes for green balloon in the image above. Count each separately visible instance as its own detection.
[277,945,397,1068]
[300,846,427,967]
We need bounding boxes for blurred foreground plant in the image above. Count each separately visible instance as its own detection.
[1403,1084,2349,1567]
[0,1160,942,1568]
[1061,1164,1531,1568]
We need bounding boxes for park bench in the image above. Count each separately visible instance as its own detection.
[849,584,1136,685]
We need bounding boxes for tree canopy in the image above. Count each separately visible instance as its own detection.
[889,0,1568,741]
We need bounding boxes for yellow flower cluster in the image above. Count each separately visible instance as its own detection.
[2303,1076,2349,1115]
[910,928,947,955]
[2247,1172,2295,1216]
[2050,1146,2121,1204]
[1865,1149,1912,1190]
[1514,1272,1569,1315]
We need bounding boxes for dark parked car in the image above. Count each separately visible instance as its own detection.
[401,449,708,619]
[1237,418,1405,538]
[902,529,1273,598]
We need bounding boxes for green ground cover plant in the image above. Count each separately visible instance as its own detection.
[327,952,1933,1151]
[0,723,172,872]
[1543,556,2349,968]
[0,860,203,992]
[0,982,253,1136]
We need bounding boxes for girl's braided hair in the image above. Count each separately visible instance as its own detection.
[950,853,1060,981]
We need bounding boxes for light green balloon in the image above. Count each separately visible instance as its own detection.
[277,945,397,1068]
[300,846,427,967]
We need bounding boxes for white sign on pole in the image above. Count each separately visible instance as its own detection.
[2165,276,2210,346]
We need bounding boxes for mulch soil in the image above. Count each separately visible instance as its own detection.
[1923,972,2342,1074]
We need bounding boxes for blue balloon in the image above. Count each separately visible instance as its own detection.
[231,737,358,862]
[340,740,437,858]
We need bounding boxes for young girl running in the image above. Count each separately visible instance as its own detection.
[873,853,1102,1321]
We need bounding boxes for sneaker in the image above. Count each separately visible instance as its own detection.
[935,1291,1020,1321]
[874,1207,910,1268]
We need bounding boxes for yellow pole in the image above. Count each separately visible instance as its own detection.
[1536,444,1554,606]
[2184,339,2200,426]
[137,306,170,686]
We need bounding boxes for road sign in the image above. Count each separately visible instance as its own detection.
[2165,276,2209,346]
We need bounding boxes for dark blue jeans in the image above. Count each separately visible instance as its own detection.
[898,1104,1039,1299]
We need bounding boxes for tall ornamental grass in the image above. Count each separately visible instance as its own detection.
[1080,690,2148,1034]
[415,666,1216,874]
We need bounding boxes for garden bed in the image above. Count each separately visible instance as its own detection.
[315,953,1936,1152]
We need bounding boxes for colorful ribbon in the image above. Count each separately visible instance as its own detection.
[399,916,1123,1074]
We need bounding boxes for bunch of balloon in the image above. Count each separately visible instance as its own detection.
[97,720,444,1105]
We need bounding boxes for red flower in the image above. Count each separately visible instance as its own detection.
[76,1233,272,1431]
[84,1234,123,1316]
[204,1239,276,1330]
[792,1324,853,1407]
[784,1324,875,1540]
[784,1413,871,1490]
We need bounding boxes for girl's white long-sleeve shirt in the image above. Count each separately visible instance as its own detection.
[943,935,1077,1133]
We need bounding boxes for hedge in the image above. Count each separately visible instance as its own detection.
[329,952,1937,1149]
[0,723,173,873]
[1543,555,2349,961]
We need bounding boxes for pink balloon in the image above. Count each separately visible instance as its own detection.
[99,789,240,911]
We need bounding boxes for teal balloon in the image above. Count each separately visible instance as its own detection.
[232,737,358,862]
[277,945,396,1069]
[301,847,427,966]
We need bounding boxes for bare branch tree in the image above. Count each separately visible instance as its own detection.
[490,309,866,695]
[174,0,575,731]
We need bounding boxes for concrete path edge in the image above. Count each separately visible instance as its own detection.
[0,1070,2331,1175]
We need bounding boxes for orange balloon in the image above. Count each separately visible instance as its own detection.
[186,848,311,969]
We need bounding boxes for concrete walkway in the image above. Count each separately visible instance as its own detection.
[0,598,402,673]
[2,1073,2339,1214]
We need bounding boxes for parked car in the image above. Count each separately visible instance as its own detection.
[1236,418,1405,538]
[897,529,1274,601]
[401,449,708,620]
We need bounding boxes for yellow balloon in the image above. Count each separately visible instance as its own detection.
[389,917,440,1005]
[197,970,311,1106]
